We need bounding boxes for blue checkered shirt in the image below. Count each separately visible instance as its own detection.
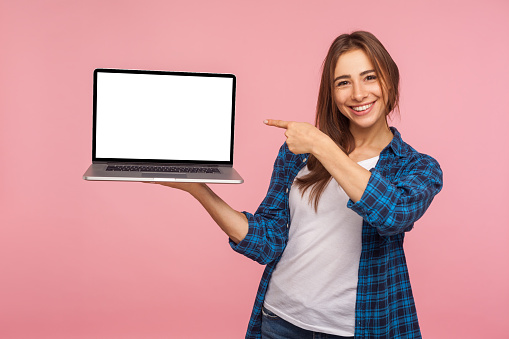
[230,127,443,338]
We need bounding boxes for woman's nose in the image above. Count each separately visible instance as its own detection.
[352,83,368,101]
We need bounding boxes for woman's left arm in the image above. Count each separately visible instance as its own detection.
[265,119,372,202]
[265,119,443,236]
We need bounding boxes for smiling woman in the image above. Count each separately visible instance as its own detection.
[154,31,443,339]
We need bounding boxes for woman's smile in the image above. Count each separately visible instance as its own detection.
[349,100,376,116]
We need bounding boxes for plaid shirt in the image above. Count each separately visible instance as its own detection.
[230,127,443,338]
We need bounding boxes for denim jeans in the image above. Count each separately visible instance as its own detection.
[261,307,355,339]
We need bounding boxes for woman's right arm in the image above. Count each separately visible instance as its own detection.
[151,143,293,265]
[151,182,249,244]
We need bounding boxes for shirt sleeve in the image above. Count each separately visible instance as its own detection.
[348,154,443,236]
[229,144,291,265]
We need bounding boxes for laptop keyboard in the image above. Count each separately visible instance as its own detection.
[106,165,220,174]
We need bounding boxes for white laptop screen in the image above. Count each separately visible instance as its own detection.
[93,70,235,163]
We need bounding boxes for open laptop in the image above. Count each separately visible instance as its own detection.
[83,68,243,183]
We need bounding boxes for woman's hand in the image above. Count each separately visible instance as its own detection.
[144,182,206,196]
[264,119,327,155]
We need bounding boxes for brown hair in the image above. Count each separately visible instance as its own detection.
[296,31,400,210]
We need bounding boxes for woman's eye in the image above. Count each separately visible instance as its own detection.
[336,81,349,87]
[366,75,377,81]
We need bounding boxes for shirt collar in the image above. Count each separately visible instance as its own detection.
[387,127,406,157]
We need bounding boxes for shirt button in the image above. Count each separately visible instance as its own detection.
[286,224,289,228]
[303,158,307,162]
[286,188,289,193]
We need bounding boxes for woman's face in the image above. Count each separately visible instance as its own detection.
[333,49,387,132]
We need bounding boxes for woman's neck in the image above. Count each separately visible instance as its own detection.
[350,122,393,154]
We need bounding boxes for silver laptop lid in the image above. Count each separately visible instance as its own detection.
[92,68,236,165]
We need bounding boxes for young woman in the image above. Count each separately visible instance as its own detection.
[152,31,443,339]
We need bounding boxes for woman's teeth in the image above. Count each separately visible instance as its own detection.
[351,102,374,112]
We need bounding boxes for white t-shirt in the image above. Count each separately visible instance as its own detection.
[264,156,379,336]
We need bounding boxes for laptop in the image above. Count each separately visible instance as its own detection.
[83,68,243,183]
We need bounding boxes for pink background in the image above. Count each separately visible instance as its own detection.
[1,0,508,338]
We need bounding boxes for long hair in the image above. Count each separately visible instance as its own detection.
[295,31,400,210]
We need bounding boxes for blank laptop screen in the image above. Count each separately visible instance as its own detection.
[94,70,235,163]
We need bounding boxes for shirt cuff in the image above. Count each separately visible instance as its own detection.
[228,211,255,255]
[347,168,394,226]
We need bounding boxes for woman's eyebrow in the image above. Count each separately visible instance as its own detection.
[334,69,376,83]
[360,69,376,76]
[334,74,350,82]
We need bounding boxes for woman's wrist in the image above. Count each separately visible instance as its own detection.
[312,133,341,159]
[187,183,209,198]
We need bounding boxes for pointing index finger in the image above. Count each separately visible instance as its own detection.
[264,119,290,129]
